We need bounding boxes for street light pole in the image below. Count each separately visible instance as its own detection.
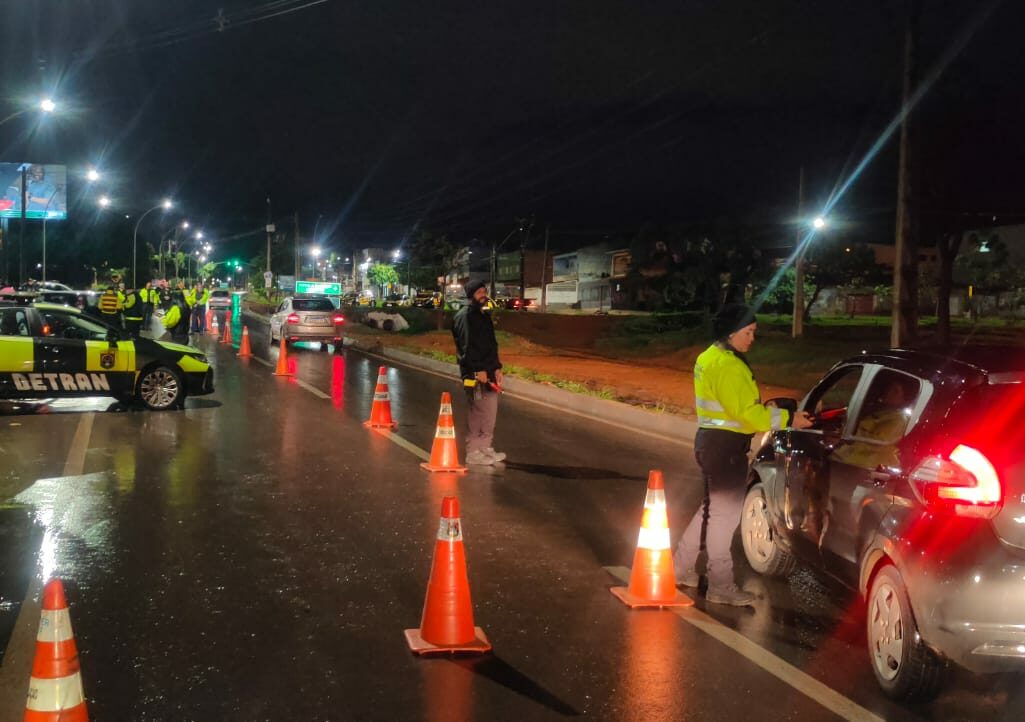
[792,167,806,338]
[40,189,60,282]
[133,200,172,287]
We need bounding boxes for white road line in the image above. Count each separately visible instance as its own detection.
[357,348,694,448]
[249,356,272,368]
[370,428,431,461]
[294,378,330,399]
[62,412,94,477]
[0,413,96,710]
[603,566,885,722]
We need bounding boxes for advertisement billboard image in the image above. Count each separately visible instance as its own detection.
[0,163,69,220]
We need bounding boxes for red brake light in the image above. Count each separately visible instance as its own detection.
[332,314,345,324]
[909,444,1002,518]
[286,313,300,324]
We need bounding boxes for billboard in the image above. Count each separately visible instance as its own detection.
[295,281,341,295]
[0,163,68,220]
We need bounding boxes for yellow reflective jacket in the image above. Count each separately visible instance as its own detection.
[694,343,789,434]
[162,304,182,329]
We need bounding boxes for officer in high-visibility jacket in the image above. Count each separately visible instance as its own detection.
[190,283,210,334]
[141,280,156,330]
[97,286,123,327]
[122,284,145,339]
[673,303,813,607]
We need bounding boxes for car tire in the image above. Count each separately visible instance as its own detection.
[741,482,797,577]
[866,565,947,702]
[136,364,184,411]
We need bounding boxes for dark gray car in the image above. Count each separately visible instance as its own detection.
[741,347,1025,701]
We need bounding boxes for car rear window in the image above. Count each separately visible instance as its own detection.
[211,291,229,298]
[293,299,335,311]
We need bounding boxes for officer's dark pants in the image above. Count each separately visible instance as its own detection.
[192,305,207,333]
[100,312,121,329]
[466,385,499,454]
[124,320,142,339]
[673,428,754,590]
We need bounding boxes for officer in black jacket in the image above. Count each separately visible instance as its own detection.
[451,280,506,466]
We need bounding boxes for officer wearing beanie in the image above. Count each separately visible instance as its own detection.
[451,279,506,466]
[673,303,813,606]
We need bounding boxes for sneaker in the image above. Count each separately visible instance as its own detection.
[465,450,495,466]
[676,569,700,588]
[705,585,756,607]
[483,448,507,462]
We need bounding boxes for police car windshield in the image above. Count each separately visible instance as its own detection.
[292,298,334,311]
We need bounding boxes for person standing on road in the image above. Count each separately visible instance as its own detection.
[97,285,123,328]
[122,284,145,339]
[162,291,190,344]
[674,303,813,606]
[191,282,209,334]
[452,280,506,466]
[140,280,155,331]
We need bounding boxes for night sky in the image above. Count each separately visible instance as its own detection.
[3,0,1025,261]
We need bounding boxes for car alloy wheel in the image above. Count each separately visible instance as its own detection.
[866,565,946,701]
[740,483,796,577]
[137,365,182,410]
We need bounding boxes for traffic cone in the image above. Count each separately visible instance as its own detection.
[611,470,694,608]
[237,326,252,358]
[273,334,292,376]
[220,310,233,344]
[205,308,213,333]
[363,366,397,428]
[405,496,491,655]
[24,578,89,722]
[208,313,219,336]
[420,392,467,473]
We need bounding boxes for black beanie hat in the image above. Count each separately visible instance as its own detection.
[464,279,487,299]
[713,303,756,339]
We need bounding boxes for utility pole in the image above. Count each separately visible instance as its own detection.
[265,196,274,275]
[892,0,922,348]
[541,225,550,313]
[792,166,806,338]
[293,211,301,280]
[18,166,26,285]
[519,217,532,301]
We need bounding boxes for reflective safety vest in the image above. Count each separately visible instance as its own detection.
[162,304,182,329]
[694,343,789,435]
[195,289,210,305]
[98,290,120,315]
[123,291,143,321]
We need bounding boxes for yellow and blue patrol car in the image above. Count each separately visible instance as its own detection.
[0,303,214,410]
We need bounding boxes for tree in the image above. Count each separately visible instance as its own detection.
[798,239,885,320]
[367,263,399,297]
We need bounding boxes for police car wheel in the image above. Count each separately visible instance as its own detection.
[136,365,183,410]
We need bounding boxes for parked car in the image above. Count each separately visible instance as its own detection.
[504,297,535,311]
[412,291,442,308]
[31,290,96,309]
[268,295,345,350]
[381,294,410,310]
[741,346,1025,701]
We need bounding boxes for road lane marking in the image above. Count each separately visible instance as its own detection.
[603,566,885,722]
[295,378,330,399]
[62,412,94,477]
[356,348,694,448]
[370,428,431,461]
[249,356,272,368]
[1,413,95,710]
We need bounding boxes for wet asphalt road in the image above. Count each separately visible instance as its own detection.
[2,317,1025,721]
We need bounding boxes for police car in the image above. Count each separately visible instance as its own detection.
[0,303,214,410]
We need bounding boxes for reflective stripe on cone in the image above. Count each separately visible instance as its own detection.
[420,392,467,473]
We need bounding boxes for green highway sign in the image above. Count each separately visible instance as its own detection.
[295,281,342,295]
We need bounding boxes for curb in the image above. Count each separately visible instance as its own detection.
[241,308,697,446]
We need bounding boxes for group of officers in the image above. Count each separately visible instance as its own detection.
[92,277,213,343]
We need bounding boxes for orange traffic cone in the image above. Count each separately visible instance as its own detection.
[405,496,491,655]
[208,313,219,336]
[205,308,213,333]
[273,334,292,376]
[237,326,253,358]
[420,392,467,473]
[611,470,693,608]
[220,310,233,344]
[24,578,89,722]
[363,366,398,428]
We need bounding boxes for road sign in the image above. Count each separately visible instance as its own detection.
[295,281,341,295]
[263,271,273,288]
[278,275,296,292]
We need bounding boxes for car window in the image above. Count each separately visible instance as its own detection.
[849,370,920,444]
[0,308,31,336]
[43,310,112,341]
[804,365,863,434]
[211,290,229,298]
[292,299,334,311]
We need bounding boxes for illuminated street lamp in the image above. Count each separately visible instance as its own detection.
[812,216,827,230]
[39,98,56,113]
[98,195,111,208]
[132,199,174,286]
[86,168,101,182]
[0,97,57,128]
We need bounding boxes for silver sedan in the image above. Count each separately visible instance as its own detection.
[268,295,345,350]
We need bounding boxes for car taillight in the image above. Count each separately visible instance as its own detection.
[332,314,345,324]
[286,313,300,324]
[909,444,1002,519]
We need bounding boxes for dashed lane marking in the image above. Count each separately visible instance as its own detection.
[62,412,94,477]
[295,378,330,399]
[603,566,885,722]
[370,427,431,461]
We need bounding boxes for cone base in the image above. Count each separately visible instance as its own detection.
[364,420,398,429]
[404,627,491,656]
[273,370,294,377]
[238,352,252,358]
[420,462,468,473]
[610,585,694,609]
